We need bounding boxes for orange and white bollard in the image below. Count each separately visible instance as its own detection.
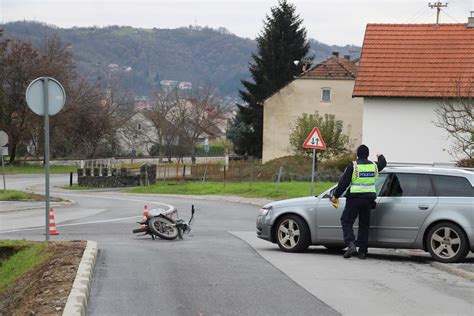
[49,208,59,235]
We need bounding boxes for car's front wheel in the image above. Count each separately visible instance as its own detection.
[426,222,469,263]
[275,215,310,252]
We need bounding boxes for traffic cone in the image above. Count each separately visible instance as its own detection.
[49,208,59,235]
[140,205,149,225]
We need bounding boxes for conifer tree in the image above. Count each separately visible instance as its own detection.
[229,0,311,157]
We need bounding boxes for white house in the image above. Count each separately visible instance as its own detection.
[353,21,474,164]
[116,111,157,156]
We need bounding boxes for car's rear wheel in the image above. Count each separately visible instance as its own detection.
[426,222,469,263]
[275,215,310,252]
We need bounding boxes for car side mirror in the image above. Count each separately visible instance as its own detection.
[323,188,335,199]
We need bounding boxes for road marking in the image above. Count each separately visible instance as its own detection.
[49,191,175,211]
[0,215,142,234]
[1,185,178,234]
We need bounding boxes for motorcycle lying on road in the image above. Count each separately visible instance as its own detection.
[133,205,195,240]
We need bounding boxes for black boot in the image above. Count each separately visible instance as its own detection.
[358,252,367,260]
[343,242,358,258]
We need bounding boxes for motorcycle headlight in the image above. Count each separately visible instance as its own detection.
[259,206,272,216]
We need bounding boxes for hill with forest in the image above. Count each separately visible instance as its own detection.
[1,21,360,97]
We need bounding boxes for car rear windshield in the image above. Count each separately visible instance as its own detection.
[431,175,474,197]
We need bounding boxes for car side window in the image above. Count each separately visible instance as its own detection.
[375,173,389,196]
[386,173,434,197]
[431,175,474,197]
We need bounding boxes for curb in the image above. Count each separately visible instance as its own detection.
[63,240,99,316]
[398,249,473,281]
[430,262,474,281]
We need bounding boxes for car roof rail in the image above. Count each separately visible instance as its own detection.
[386,162,474,172]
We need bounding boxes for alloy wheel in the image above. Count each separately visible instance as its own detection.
[430,227,461,260]
[277,219,300,249]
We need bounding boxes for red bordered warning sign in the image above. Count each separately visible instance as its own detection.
[302,127,327,150]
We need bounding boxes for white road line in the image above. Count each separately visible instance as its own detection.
[0,215,142,234]
[1,186,177,234]
[49,191,175,211]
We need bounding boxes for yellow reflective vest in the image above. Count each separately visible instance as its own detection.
[349,161,378,194]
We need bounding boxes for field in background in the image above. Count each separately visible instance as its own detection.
[128,181,335,200]
[3,164,78,174]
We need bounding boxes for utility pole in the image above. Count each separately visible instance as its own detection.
[429,2,448,24]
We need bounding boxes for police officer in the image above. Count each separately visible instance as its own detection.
[331,145,386,259]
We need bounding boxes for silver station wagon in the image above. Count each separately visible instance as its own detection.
[256,167,474,263]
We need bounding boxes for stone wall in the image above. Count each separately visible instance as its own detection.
[77,164,156,188]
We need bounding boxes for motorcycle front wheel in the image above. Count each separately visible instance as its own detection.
[148,216,179,240]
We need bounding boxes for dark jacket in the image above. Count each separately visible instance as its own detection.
[334,155,387,199]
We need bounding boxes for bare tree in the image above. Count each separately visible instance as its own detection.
[140,85,226,162]
[0,39,46,162]
[143,88,180,161]
[67,78,133,158]
[174,84,226,163]
[435,80,474,160]
[0,34,134,161]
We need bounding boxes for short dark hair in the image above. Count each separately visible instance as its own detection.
[357,145,369,159]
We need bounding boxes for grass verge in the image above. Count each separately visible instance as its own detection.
[0,241,48,293]
[0,190,34,201]
[3,164,78,174]
[127,181,335,200]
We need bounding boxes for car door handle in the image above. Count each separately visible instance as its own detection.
[418,205,429,210]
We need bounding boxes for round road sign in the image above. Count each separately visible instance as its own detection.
[0,131,8,147]
[25,77,66,116]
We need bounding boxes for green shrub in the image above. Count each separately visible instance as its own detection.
[272,169,342,182]
[194,144,224,156]
[320,153,355,172]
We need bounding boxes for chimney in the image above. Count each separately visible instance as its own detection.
[332,51,339,58]
[469,11,474,27]
[344,54,351,61]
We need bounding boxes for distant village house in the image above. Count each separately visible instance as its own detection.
[262,52,362,163]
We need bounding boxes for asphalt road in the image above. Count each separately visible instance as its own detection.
[1,175,337,315]
[1,174,473,315]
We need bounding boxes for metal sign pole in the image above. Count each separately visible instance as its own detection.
[43,77,50,241]
[25,76,65,241]
[310,148,316,195]
[1,153,5,191]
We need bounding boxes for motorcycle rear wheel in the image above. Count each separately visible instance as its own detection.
[149,216,179,240]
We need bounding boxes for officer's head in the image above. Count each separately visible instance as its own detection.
[357,145,369,159]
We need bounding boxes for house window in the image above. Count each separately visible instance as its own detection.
[321,88,331,103]
[137,123,142,131]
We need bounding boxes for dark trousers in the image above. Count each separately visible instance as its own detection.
[340,198,372,253]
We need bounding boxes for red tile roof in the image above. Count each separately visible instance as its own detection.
[353,23,474,98]
[301,55,358,79]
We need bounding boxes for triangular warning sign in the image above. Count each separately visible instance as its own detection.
[302,127,327,150]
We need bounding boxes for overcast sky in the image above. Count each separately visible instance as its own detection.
[1,0,473,45]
